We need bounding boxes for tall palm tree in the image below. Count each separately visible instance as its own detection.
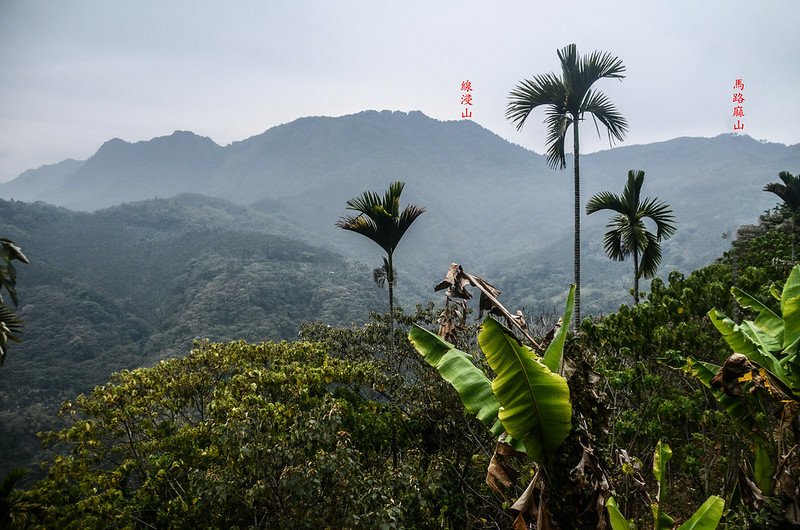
[586,170,676,303]
[507,44,627,329]
[336,181,425,321]
[764,171,800,262]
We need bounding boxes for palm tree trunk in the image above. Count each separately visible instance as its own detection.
[573,120,581,331]
[386,250,398,470]
[793,214,796,263]
[387,252,395,331]
[633,250,639,304]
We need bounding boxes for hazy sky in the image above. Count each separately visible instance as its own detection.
[1,0,798,182]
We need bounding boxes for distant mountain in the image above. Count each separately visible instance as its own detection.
[0,196,388,475]
[0,158,84,202]
[2,110,798,311]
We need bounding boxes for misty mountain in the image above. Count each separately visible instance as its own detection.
[2,110,799,311]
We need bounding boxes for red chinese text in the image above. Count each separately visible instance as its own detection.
[460,80,473,119]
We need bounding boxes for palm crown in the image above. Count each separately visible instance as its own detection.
[506,44,627,170]
[587,170,676,302]
[764,171,800,212]
[336,181,425,256]
[764,171,800,262]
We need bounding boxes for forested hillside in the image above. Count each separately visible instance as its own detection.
[0,196,389,475]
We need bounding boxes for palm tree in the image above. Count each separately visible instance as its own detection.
[764,171,800,262]
[1,238,28,366]
[337,181,425,321]
[506,44,627,329]
[586,170,676,303]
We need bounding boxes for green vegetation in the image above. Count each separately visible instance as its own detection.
[15,311,528,528]
[507,43,628,328]
[23,341,419,527]
[337,181,425,323]
[411,283,575,528]
[671,264,800,520]
[587,169,676,303]
[608,441,724,530]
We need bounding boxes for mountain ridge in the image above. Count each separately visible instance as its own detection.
[1,109,798,311]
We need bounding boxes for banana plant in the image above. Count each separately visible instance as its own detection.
[409,285,573,465]
[670,265,800,519]
[409,278,574,526]
[607,441,724,530]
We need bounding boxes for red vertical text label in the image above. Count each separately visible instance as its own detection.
[460,80,473,119]
[732,79,746,132]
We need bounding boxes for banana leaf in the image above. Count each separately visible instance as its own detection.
[708,310,785,380]
[478,318,571,464]
[409,325,500,429]
[782,266,800,349]
[606,497,633,530]
[668,355,759,435]
[542,284,575,373]
[653,440,675,530]
[754,440,774,495]
[732,286,783,342]
[676,495,724,530]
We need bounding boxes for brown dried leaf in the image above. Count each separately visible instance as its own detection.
[487,455,515,493]
[436,298,468,342]
[512,513,529,530]
[541,318,560,350]
[434,263,473,299]
[486,435,525,494]
[433,263,543,350]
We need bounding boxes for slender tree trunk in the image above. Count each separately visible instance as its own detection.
[573,120,581,331]
[387,251,398,470]
[387,251,395,331]
[633,250,639,304]
[732,244,740,323]
[793,214,796,263]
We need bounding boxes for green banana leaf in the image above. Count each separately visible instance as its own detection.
[653,440,675,530]
[653,440,672,483]
[542,284,575,373]
[739,319,782,354]
[606,497,633,530]
[478,317,571,464]
[409,325,500,429]
[782,266,800,349]
[676,495,725,530]
[732,286,783,342]
[708,309,760,358]
[708,309,785,380]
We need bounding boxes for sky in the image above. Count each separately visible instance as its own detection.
[0,0,798,182]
